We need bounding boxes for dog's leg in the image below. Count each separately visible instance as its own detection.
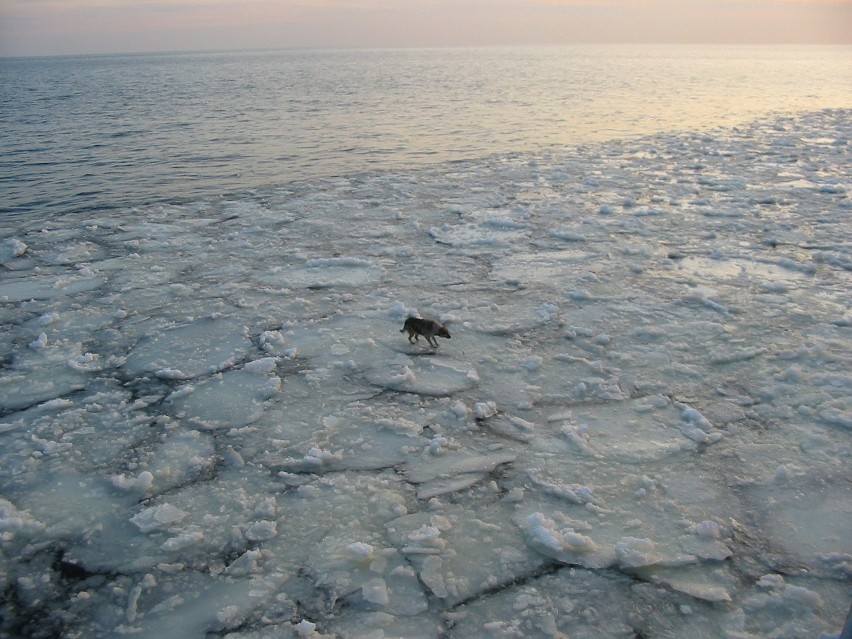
[429,336,438,348]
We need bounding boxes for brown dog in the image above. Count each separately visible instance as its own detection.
[400,317,451,348]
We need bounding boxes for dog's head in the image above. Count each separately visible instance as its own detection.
[437,326,451,339]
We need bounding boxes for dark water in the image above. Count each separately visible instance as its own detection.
[1,45,850,219]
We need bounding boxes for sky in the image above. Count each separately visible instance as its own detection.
[0,0,850,57]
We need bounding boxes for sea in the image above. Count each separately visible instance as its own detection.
[2,45,850,220]
[1,45,851,639]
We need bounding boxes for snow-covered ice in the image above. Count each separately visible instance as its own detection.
[1,110,850,638]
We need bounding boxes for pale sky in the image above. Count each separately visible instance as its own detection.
[1,0,850,57]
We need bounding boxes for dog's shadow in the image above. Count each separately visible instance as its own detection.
[377,339,441,357]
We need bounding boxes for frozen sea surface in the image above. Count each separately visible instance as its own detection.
[1,110,851,638]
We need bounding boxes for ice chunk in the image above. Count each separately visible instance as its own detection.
[245,519,277,541]
[0,273,106,302]
[361,577,390,605]
[679,521,732,560]
[260,256,383,289]
[259,329,291,356]
[614,536,662,568]
[416,475,487,500]
[167,366,280,429]
[0,340,91,410]
[474,400,498,419]
[820,408,851,429]
[29,332,48,350]
[549,228,586,242]
[747,478,852,566]
[225,549,262,576]
[111,470,155,494]
[428,222,523,248]
[552,397,698,462]
[161,529,204,550]
[345,542,375,561]
[295,620,317,637]
[131,503,188,533]
[419,555,448,598]
[490,249,595,287]
[456,571,639,636]
[242,357,278,374]
[13,472,126,548]
[365,356,479,396]
[0,237,28,262]
[526,469,599,506]
[638,563,735,602]
[0,498,46,538]
[405,451,516,484]
[519,512,613,569]
[123,317,252,379]
[386,504,547,605]
[116,569,284,637]
[303,531,427,615]
[688,520,722,538]
[480,413,536,442]
[144,431,217,492]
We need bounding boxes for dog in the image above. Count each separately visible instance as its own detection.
[400,317,451,348]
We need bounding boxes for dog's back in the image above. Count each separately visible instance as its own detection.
[401,317,430,335]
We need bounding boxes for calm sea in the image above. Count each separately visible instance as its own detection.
[1,45,850,220]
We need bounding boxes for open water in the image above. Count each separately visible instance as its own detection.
[2,45,850,219]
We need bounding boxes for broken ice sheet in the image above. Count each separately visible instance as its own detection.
[123,317,253,379]
[0,339,93,410]
[0,272,106,303]
[306,533,428,616]
[2,110,851,639]
[114,570,287,639]
[427,221,527,249]
[516,509,615,570]
[512,469,737,574]
[385,502,548,606]
[464,299,562,336]
[547,394,712,463]
[112,429,218,496]
[131,503,188,533]
[166,362,281,429]
[447,568,641,639]
[363,353,480,396]
[743,473,852,572]
[634,563,736,602]
[404,450,516,500]
[262,470,414,561]
[272,417,426,474]
[258,256,384,290]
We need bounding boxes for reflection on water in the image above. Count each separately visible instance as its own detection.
[2,45,850,217]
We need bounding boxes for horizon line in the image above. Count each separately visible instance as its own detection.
[3,41,851,61]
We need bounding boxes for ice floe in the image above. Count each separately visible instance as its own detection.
[1,110,850,638]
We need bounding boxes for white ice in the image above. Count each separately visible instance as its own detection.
[1,110,850,638]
